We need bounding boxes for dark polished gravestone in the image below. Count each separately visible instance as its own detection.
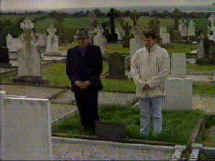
[0,47,11,68]
[95,121,127,140]
[107,53,127,79]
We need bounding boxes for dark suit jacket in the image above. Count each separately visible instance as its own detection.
[66,45,103,91]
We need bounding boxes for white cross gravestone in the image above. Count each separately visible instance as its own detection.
[171,53,186,75]
[45,24,60,55]
[13,18,48,85]
[93,26,107,56]
[164,77,192,111]
[0,91,53,160]
[18,19,40,77]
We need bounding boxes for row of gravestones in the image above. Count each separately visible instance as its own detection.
[109,52,192,111]
[6,23,60,57]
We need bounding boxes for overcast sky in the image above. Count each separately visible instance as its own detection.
[1,0,215,11]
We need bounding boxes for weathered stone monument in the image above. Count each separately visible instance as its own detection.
[164,77,192,111]
[45,24,60,55]
[165,53,192,111]
[0,91,53,160]
[170,53,186,75]
[13,18,48,85]
[93,26,107,56]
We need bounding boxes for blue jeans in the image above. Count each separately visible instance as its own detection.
[139,96,164,136]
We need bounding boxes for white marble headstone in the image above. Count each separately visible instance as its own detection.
[0,96,52,160]
[164,77,192,111]
[171,53,186,75]
[93,30,107,55]
[45,25,60,55]
[161,33,170,45]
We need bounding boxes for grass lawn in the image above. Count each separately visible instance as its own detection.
[193,82,215,97]
[2,63,215,96]
[167,43,198,54]
[52,104,205,145]
[187,64,215,73]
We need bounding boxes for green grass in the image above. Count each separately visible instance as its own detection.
[187,64,215,73]
[193,82,215,97]
[52,104,205,144]
[167,43,198,54]
[2,62,215,96]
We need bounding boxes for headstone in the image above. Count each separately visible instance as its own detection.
[160,26,167,36]
[13,18,48,85]
[129,31,144,55]
[187,20,196,37]
[93,26,107,55]
[45,25,60,55]
[36,33,47,48]
[161,33,171,45]
[171,53,186,75]
[17,19,40,77]
[108,54,126,79]
[0,93,52,160]
[164,77,192,111]
[115,28,122,41]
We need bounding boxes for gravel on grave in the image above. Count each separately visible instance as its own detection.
[0,85,63,99]
[52,141,173,160]
[52,90,136,105]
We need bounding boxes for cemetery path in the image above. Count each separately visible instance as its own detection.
[187,75,213,82]
[1,84,215,123]
[52,138,173,160]
[53,89,215,114]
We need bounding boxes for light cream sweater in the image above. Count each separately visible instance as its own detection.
[130,44,170,98]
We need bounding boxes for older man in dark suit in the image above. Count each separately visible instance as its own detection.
[66,29,103,134]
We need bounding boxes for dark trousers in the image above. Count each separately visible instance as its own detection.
[74,89,99,129]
